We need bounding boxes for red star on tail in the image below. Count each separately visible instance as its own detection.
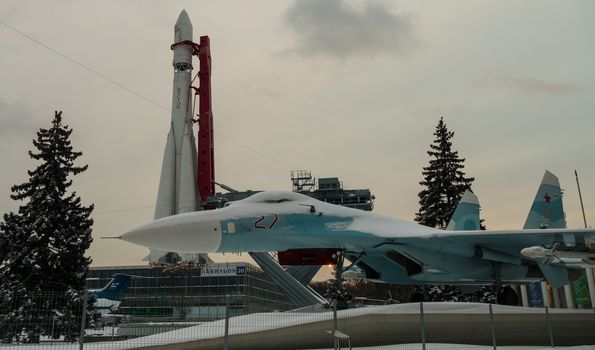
[544,193,552,203]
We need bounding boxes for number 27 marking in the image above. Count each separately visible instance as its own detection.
[254,214,279,229]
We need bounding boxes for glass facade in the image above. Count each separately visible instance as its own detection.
[87,263,292,321]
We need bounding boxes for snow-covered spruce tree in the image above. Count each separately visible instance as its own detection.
[0,111,93,343]
[415,117,474,229]
[414,117,475,302]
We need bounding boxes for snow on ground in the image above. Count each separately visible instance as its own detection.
[1,303,593,350]
[105,302,594,349]
[312,346,595,350]
[85,326,119,336]
[3,343,595,350]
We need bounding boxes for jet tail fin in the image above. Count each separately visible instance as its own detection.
[523,171,569,289]
[523,170,566,229]
[446,190,481,231]
[94,274,133,301]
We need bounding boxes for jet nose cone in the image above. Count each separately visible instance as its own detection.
[121,213,222,253]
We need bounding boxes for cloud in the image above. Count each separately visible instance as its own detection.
[284,0,416,58]
[0,98,37,137]
[504,77,579,95]
[474,75,580,95]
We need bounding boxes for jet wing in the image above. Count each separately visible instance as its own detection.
[391,229,595,262]
[358,228,595,287]
[394,228,595,257]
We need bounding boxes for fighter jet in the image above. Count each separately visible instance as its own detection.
[121,190,595,303]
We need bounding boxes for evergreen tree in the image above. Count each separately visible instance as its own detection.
[415,117,475,229]
[0,111,94,343]
[413,118,480,303]
[427,285,463,302]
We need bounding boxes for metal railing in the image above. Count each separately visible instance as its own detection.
[1,291,594,349]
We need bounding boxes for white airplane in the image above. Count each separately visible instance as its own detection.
[120,191,595,304]
[88,274,133,314]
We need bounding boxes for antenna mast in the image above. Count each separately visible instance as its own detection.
[575,170,588,228]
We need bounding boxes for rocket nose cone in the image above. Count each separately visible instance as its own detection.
[176,9,192,26]
[174,9,193,41]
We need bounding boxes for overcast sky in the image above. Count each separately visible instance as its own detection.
[1,1,594,268]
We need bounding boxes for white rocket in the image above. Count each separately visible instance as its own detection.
[148,10,202,263]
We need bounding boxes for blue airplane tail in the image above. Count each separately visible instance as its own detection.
[94,274,133,301]
[446,190,481,231]
[523,170,566,229]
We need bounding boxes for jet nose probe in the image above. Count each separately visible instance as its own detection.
[121,213,222,253]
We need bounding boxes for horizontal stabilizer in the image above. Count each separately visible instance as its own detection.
[538,261,569,288]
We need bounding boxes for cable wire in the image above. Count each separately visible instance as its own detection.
[0,19,298,170]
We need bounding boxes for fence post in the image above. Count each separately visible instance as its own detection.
[224,295,230,350]
[50,316,55,346]
[489,304,497,350]
[79,288,88,350]
[545,306,554,347]
[420,302,426,350]
[333,299,338,350]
